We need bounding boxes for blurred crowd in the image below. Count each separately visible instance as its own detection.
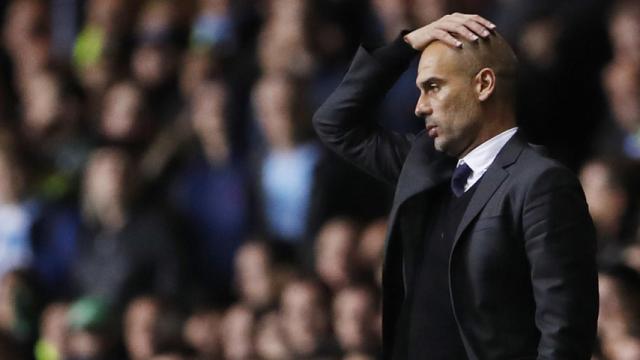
[0,0,637,359]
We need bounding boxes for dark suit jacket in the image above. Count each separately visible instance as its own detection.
[312,38,598,360]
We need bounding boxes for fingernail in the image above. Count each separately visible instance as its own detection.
[489,23,496,29]
[456,41,463,47]
[472,35,479,40]
[483,30,490,36]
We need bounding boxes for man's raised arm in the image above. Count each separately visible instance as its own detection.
[312,14,495,185]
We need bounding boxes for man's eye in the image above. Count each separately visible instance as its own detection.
[427,83,439,92]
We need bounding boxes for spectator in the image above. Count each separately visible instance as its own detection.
[279,277,338,358]
[123,296,161,360]
[169,80,250,296]
[355,218,387,287]
[251,74,321,246]
[314,218,359,292]
[234,241,276,311]
[220,304,255,360]
[98,81,152,147]
[131,0,183,125]
[19,67,90,200]
[182,307,221,360]
[34,302,69,360]
[72,147,182,308]
[254,310,289,360]
[333,285,380,355]
[598,266,640,360]
[598,59,640,159]
[579,158,635,264]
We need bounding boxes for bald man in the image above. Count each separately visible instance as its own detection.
[313,13,597,360]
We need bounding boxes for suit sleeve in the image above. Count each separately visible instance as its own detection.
[312,34,419,185]
[522,166,598,360]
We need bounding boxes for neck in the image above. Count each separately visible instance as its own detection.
[458,106,516,159]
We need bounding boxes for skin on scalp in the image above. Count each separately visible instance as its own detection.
[415,32,518,158]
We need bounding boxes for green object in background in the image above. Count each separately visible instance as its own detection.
[67,297,109,332]
[73,25,105,70]
[34,339,59,360]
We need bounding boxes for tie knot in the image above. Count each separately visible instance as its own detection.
[451,163,472,197]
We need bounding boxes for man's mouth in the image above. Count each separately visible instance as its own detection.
[426,123,438,138]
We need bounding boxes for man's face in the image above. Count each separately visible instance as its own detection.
[415,42,483,157]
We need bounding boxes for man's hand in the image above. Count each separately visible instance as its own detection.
[404,13,496,50]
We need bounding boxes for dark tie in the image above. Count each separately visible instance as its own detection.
[451,163,472,197]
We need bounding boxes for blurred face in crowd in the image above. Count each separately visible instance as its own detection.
[67,329,109,360]
[2,0,47,55]
[83,148,132,221]
[198,0,230,14]
[598,273,640,360]
[124,297,161,360]
[254,311,289,360]
[609,3,640,63]
[132,44,176,89]
[21,72,62,138]
[579,160,627,238]
[234,242,273,310]
[280,280,329,356]
[371,0,409,39]
[518,17,559,69]
[87,0,127,35]
[3,0,50,81]
[410,0,446,25]
[254,76,296,149]
[137,0,175,36]
[40,302,70,358]
[220,305,254,360]
[603,60,640,133]
[101,82,145,141]
[356,219,387,277]
[132,1,178,89]
[333,287,377,352]
[183,309,221,357]
[257,19,311,77]
[191,81,230,163]
[179,50,216,98]
[315,218,358,291]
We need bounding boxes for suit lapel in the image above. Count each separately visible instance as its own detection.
[452,132,526,250]
[391,134,456,216]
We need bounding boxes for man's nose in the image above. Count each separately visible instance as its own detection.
[415,97,433,118]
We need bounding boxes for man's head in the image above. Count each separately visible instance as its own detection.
[415,32,518,158]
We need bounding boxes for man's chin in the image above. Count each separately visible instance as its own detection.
[434,139,460,157]
[433,138,446,152]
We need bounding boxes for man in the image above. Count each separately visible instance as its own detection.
[313,13,598,360]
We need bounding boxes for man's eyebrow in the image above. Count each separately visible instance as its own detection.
[416,77,443,88]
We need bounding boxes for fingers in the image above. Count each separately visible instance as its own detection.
[467,14,496,30]
[439,19,480,42]
[430,28,463,48]
[404,13,497,51]
[441,13,495,40]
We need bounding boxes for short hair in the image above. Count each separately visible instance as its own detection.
[450,31,519,105]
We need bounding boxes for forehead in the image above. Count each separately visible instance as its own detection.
[417,42,466,82]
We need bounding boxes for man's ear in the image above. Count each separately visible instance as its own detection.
[474,68,496,102]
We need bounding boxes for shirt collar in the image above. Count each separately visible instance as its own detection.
[457,127,518,173]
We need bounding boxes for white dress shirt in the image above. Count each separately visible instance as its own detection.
[456,127,518,192]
